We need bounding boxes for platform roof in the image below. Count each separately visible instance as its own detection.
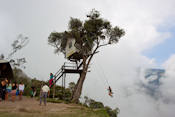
[0,60,14,79]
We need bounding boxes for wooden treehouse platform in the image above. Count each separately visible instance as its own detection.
[50,62,83,100]
[63,69,83,74]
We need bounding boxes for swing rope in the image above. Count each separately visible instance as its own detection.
[93,59,108,89]
[84,36,110,89]
[94,56,110,86]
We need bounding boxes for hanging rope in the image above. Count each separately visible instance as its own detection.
[85,35,110,89]
[93,59,108,89]
[94,56,110,86]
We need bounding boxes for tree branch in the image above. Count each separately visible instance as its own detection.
[86,46,99,70]
[98,43,109,48]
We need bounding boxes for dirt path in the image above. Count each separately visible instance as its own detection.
[0,96,87,117]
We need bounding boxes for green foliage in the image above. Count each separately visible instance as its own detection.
[48,9,125,55]
[104,106,120,117]
[94,109,109,116]
[47,98,62,103]
[48,32,66,54]
[50,85,62,98]
[89,99,104,109]
[11,68,43,97]
[82,96,104,109]
[69,17,83,32]
[80,96,119,117]
[1,34,29,69]
[6,34,29,61]
[10,58,26,68]
[69,82,75,92]
[0,54,4,60]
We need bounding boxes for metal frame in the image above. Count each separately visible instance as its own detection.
[52,62,83,100]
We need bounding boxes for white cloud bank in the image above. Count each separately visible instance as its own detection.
[163,54,175,71]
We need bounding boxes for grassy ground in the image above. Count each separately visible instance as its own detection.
[0,96,109,117]
[0,106,109,117]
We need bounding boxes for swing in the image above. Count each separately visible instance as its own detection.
[85,37,114,97]
[108,86,113,97]
[93,57,114,97]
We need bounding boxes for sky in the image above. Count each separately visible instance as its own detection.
[0,0,175,117]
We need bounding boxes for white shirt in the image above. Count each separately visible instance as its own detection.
[42,85,50,92]
[19,84,25,91]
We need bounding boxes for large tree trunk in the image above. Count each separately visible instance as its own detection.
[70,72,87,103]
[69,47,98,103]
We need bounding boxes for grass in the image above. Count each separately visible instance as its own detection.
[0,96,110,117]
[0,106,109,117]
[37,97,65,103]
[47,98,63,103]
[61,107,110,117]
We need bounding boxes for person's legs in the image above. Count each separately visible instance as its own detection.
[109,93,113,97]
[11,90,16,101]
[31,91,33,98]
[12,95,16,101]
[5,92,7,101]
[0,89,2,101]
[49,79,53,87]
[12,95,14,101]
[2,90,5,100]
[21,91,23,100]
[5,91,9,101]
[19,91,21,100]
[44,92,47,105]
[39,92,45,105]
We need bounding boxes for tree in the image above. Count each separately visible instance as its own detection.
[105,106,120,117]
[0,34,29,68]
[0,54,4,60]
[69,82,76,92]
[48,9,125,103]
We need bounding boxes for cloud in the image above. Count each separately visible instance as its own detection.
[163,54,175,71]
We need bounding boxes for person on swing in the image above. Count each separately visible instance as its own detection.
[108,86,113,97]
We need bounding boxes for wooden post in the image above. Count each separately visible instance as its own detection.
[53,81,55,99]
[64,74,66,100]
[62,74,63,100]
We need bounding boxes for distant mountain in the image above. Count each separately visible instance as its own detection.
[145,68,165,85]
[137,68,165,98]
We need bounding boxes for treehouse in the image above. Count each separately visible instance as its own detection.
[64,38,91,60]
[0,60,14,79]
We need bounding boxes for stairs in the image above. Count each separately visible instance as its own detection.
[49,68,63,88]
[49,62,83,88]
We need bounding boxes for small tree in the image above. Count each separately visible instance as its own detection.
[48,9,125,103]
[105,106,120,117]
[1,34,29,68]
[69,82,76,92]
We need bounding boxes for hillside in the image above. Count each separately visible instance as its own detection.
[0,96,109,117]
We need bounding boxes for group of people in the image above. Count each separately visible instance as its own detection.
[1,73,112,107]
[0,77,50,106]
[0,78,25,101]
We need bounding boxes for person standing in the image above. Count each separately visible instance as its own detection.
[18,82,25,100]
[39,83,50,106]
[5,80,12,101]
[31,84,35,98]
[0,81,6,101]
[11,81,17,102]
[2,78,8,100]
[49,73,54,87]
